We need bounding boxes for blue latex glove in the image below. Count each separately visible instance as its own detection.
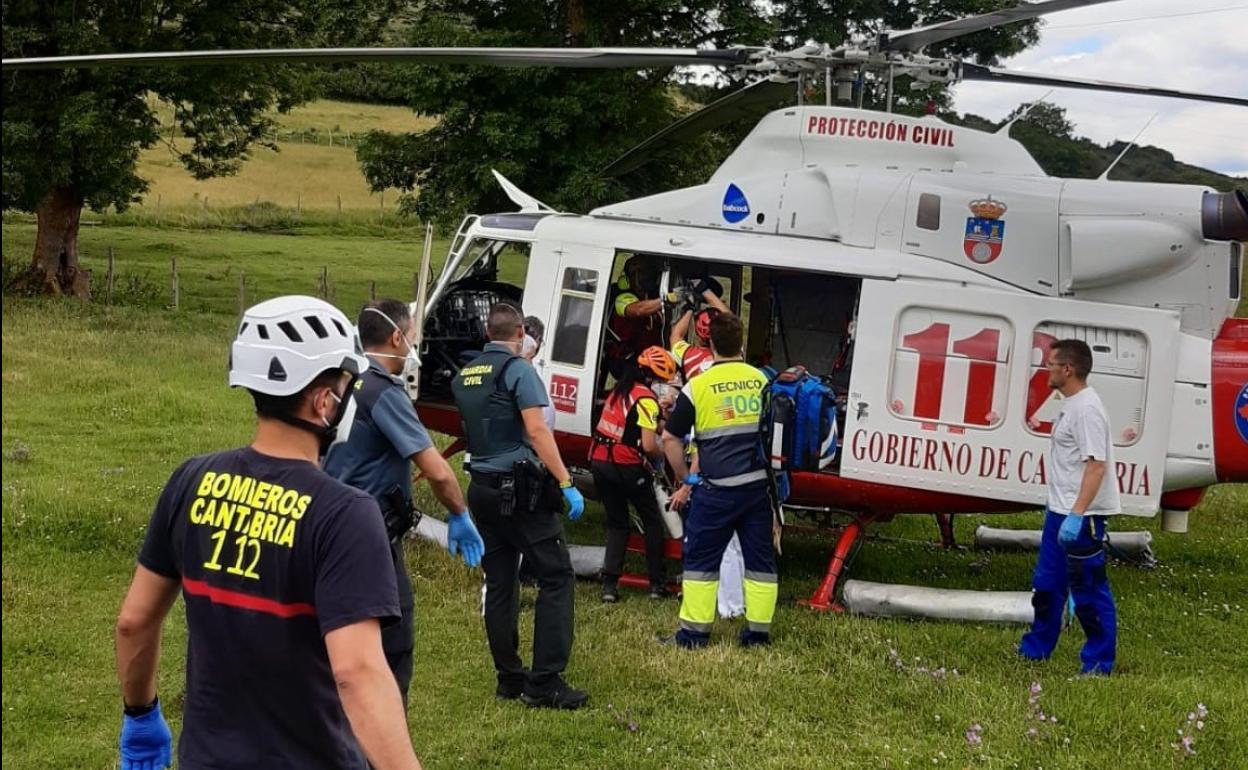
[120,700,172,770]
[562,485,585,522]
[683,472,702,487]
[447,511,484,568]
[1058,514,1085,547]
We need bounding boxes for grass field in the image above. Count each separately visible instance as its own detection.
[3,218,1247,769]
[127,99,435,217]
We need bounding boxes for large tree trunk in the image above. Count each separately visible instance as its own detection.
[26,185,90,298]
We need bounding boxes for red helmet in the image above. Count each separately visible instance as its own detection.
[637,346,678,381]
[694,308,720,341]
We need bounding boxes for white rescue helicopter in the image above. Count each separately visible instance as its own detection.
[7,0,1246,611]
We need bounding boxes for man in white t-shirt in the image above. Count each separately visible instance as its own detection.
[1019,339,1119,675]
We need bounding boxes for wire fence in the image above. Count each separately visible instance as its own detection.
[88,250,431,317]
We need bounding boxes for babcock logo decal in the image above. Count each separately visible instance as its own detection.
[722,183,750,223]
[1235,382,1248,444]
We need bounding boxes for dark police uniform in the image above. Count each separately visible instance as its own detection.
[451,341,575,697]
[138,447,399,769]
[324,359,435,703]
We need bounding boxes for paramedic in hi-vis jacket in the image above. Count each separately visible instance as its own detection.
[661,312,776,648]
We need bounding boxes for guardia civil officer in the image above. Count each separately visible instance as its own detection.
[114,296,422,770]
[324,298,485,705]
[451,302,589,709]
[662,312,777,648]
[1019,338,1119,675]
[590,345,679,602]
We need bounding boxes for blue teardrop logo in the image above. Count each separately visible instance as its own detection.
[722,183,750,224]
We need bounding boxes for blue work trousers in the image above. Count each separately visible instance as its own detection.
[675,481,777,647]
[1019,509,1117,675]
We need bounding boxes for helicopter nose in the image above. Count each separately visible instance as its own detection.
[1212,318,1248,483]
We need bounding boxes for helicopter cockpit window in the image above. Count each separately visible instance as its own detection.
[550,267,598,366]
[1025,323,1148,447]
[888,307,1013,430]
[916,193,941,231]
[450,239,531,286]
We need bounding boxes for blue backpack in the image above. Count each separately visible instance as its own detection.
[763,365,839,475]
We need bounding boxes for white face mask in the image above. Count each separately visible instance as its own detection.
[364,307,421,380]
[522,334,539,360]
[323,390,357,452]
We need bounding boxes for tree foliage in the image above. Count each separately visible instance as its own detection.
[355,0,1040,223]
[1,0,397,295]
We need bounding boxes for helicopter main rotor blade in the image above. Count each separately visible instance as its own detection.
[959,63,1248,107]
[602,78,795,177]
[0,46,750,72]
[881,0,1121,53]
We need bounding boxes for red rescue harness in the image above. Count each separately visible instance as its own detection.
[590,383,657,465]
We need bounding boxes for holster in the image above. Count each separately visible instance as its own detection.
[514,459,561,514]
[380,485,422,545]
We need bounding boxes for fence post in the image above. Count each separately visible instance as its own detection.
[156,194,162,224]
[336,195,342,224]
[296,194,302,219]
[106,247,115,306]
[369,280,377,301]
[239,269,246,316]
[379,191,385,225]
[171,257,180,310]
[319,266,329,299]
[329,129,334,147]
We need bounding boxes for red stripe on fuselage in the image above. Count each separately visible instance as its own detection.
[183,577,316,619]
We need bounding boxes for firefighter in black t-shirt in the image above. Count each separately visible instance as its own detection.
[114,296,422,770]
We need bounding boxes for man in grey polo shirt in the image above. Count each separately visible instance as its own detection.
[325,298,484,704]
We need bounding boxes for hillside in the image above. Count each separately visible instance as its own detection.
[954,108,1245,191]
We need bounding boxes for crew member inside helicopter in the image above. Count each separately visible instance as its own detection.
[590,346,680,603]
[605,256,666,378]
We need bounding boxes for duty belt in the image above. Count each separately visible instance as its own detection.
[470,470,511,488]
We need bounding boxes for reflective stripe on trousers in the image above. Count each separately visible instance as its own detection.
[678,482,777,637]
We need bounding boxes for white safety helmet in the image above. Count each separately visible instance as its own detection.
[229,295,368,396]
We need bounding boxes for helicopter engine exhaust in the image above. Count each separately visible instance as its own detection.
[1202,190,1248,241]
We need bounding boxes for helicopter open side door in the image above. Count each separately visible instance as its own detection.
[840,280,1180,515]
[523,240,614,438]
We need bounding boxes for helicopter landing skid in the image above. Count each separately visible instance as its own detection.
[935,513,957,550]
[800,513,883,613]
[618,535,684,596]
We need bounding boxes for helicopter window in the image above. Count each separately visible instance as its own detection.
[562,268,598,293]
[1231,243,1242,301]
[888,308,1012,430]
[1024,323,1147,447]
[550,267,598,367]
[916,193,941,231]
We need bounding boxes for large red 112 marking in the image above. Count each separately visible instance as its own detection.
[901,323,1002,426]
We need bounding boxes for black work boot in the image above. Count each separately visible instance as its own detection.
[520,678,589,710]
[496,671,528,700]
[601,578,620,604]
[649,582,669,600]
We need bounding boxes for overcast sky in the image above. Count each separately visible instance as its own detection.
[949,0,1248,177]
